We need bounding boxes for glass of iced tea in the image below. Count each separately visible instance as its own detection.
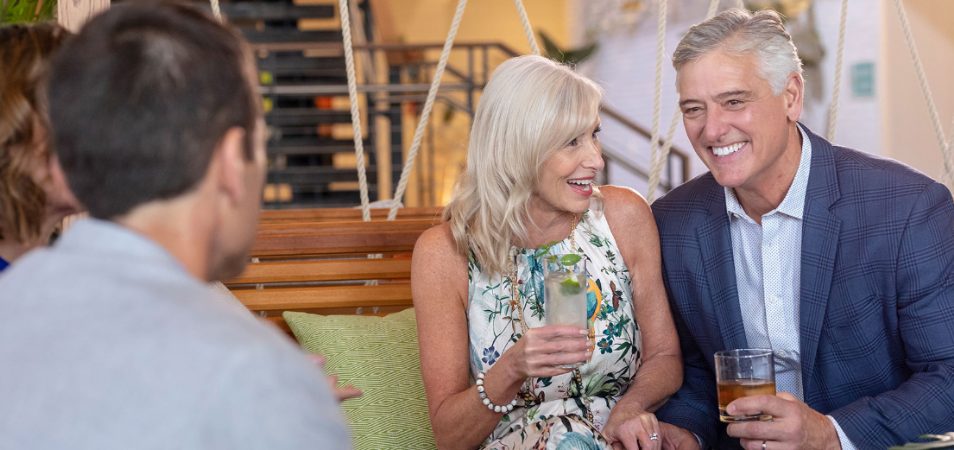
[715,348,776,422]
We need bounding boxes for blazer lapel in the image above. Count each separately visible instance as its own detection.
[696,185,748,351]
[798,128,842,402]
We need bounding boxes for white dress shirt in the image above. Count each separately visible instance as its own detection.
[724,126,856,449]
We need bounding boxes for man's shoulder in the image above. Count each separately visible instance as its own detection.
[651,172,721,223]
[823,145,944,198]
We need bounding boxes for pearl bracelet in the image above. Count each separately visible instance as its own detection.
[475,371,518,414]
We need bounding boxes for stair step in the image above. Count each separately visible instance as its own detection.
[220,3,335,21]
[268,166,378,184]
[267,108,352,125]
[243,29,341,44]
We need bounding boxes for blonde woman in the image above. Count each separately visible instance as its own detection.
[412,55,682,450]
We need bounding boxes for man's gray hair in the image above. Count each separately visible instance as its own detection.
[673,8,803,94]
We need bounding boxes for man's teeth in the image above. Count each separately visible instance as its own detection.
[712,142,744,157]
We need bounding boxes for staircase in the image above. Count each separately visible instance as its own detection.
[217,0,381,208]
[201,0,691,208]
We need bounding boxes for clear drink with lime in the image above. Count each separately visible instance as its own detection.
[544,253,588,368]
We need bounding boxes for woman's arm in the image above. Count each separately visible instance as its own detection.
[599,186,684,449]
[412,224,589,449]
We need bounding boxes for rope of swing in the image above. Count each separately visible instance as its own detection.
[512,0,541,56]
[646,0,721,201]
[825,0,849,142]
[209,0,221,22]
[891,0,953,187]
[645,0,669,203]
[338,0,374,220]
[385,0,469,220]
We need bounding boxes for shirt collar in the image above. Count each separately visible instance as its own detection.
[725,124,812,222]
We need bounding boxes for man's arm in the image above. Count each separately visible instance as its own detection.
[831,181,954,446]
[655,285,721,448]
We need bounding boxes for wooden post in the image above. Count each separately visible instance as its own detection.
[57,0,109,32]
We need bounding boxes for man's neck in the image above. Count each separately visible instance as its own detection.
[115,197,215,282]
[734,125,804,223]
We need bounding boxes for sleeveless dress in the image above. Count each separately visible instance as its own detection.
[468,210,642,449]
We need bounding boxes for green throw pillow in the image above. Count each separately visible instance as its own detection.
[283,308,437,450]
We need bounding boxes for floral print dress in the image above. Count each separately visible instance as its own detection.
[468,210,642,450]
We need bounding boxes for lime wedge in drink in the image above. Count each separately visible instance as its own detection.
[559,276,583,296]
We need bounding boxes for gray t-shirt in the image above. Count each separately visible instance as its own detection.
[0,219,351,449]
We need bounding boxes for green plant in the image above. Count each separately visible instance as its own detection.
[538,30,598,66]
[0,0,56,24]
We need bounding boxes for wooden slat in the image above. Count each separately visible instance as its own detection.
[260,206,442,223]
[250,218,435,258]
[226,258,411,285]
[233,284,412,312]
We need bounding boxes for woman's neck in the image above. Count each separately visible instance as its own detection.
[515,203,579,249]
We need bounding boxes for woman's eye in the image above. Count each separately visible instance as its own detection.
[568,138,579,147]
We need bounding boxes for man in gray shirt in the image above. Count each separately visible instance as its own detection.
[0,2,351,449]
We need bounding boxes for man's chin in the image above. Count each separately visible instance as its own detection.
[208,252,250,282]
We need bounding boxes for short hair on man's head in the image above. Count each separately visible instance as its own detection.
[444,55,603,274]
[0,22,69,243]
[47,1,260,219]
[673,8,802,94]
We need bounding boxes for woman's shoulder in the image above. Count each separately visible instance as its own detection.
[415,222,456,254]
[598,185,653,226]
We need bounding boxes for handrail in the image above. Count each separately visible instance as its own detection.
[254,40,691,192]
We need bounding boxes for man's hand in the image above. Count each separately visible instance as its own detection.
[726,392,841,450]
[308,354,363,403]
[602,409,661,450]
[659,422,701,450]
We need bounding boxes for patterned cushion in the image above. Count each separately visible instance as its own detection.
[283,309,436,450]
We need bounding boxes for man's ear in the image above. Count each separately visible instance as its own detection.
[214,127,249,204]
[784,73,804,122]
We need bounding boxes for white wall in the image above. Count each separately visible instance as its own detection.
[881,0,954,181]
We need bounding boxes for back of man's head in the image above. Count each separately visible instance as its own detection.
[47,0,259,219]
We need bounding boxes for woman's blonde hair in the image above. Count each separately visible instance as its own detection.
[0,22,69,243]
[444,55,603,275]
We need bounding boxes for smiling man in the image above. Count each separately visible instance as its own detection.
[651,8,954,450]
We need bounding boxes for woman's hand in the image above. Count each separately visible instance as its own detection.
[505,325,590,379]
[307,353,363,403]
[603,409,661,450]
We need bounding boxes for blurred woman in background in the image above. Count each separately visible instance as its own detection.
[0,22,80,271]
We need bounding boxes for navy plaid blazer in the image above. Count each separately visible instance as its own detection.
[651,125,954,449]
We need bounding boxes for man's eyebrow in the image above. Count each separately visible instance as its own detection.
[714,90,753,101]
[678,90,754,108]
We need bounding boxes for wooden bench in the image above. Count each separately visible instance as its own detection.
[258,206,443,223]
[225,207,443,332]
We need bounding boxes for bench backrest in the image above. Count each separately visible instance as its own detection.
[225,208,443,331]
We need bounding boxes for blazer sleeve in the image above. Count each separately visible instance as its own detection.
[831,181,954,445]
[654,273,721,447]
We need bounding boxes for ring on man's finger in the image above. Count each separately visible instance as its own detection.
[762,440,767,450]
[649,432,659,441]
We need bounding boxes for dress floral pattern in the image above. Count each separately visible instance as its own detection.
[468,210,642,449]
